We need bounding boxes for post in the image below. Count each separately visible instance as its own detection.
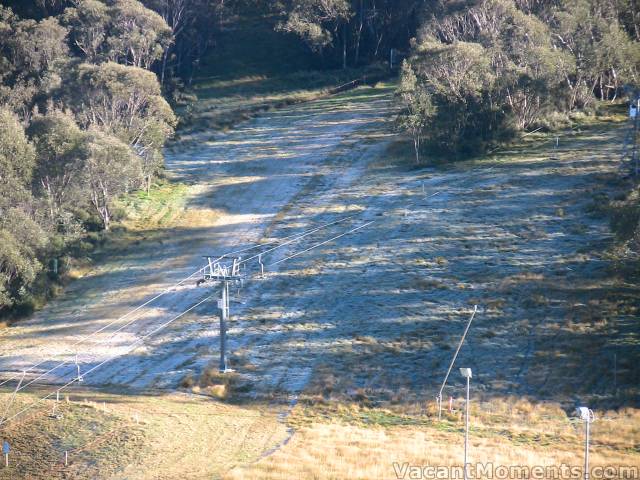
[577,407,594,480]
[464,374,470,480]
[636,98,639,176]
[65,450,68,467]
[219,281,228,372]
[633,98,640,176]
[614,353,618,395]
[437,306,478,421]
[584,418,590,480]
[75,353,83,382]
[459,368,472,480]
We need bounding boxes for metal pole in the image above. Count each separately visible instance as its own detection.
[437,306,478,420]
[614,353,618,395]
[464,374,470,480]
[219,281,228,372]
[584,418,590,480]
[633,98,640,177]
[633,98,639,176]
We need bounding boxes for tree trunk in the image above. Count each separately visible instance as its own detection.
[343,23,347,69]
[631,0,640,41]
[354,0,364,65]
[102,207,110,231]
[160,47,170,87]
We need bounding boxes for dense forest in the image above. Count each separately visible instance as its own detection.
[398,0,640,160]
[0,0,638,314]
[0,0,419,314]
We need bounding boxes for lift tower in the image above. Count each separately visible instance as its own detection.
[199,256,243,372]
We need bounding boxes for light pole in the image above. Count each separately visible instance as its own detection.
[577,407,595,480]
[460,368,472,480]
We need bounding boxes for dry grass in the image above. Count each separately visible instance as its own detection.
[0,388,287,480]
[116,180,189,232]
[226,398,640,480]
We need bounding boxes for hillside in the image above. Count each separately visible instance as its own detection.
[0,84,638,479]
[0,1,639,479]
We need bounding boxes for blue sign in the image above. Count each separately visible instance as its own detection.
[2,441,9,454]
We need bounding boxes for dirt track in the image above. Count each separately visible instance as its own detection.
[0,85,637,414]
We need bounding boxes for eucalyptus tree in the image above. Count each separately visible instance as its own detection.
[80,130,142,230]
[552,0,640,106]
[64,61,176,193]
[0,108,45,311]
[62,0,110,63]
[28,109,86,224]
[0,8,69,120]
[397,61,434,164]
[107,0,172,69]
[278,0,353,67]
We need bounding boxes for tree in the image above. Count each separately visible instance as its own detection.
[397,61,434,164]
[0,107,36,184]
[62,0,172,70]
[402,0,621,155]
[279,0,353,66]
[106,0,172,69]
[0,2,179,314]
[143,0,187,86]
[553,0,640,107]
[0,8,69,119]
[65,62,176,192]
[28,109,86,223]
[62,0,110,62]
[0,211,46,310]
[0,108,46,311]
[405,38,502,154]
[14,17,69,77]
[81,130,142,230]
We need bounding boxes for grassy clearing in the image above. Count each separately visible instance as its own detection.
[115,179,189,232]
[0,388,287,480]
[172,14,391,144]
[175,65,390,146]
[227,398,640,479]
[220,109,640,479]
[0,174,193,324]
[386,100,630,170]
[59,177,191,285]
